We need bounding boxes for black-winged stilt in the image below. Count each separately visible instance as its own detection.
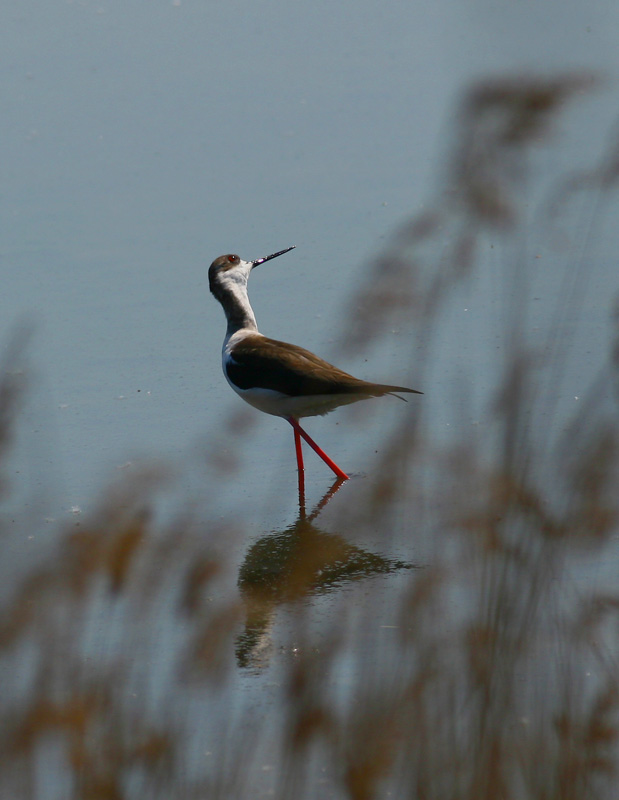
[208,246,421,480]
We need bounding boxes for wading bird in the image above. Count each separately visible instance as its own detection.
[208,246,421,480]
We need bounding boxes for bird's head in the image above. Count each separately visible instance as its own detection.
[208,247,295,302]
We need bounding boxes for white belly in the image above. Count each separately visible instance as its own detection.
[227,381,371,419]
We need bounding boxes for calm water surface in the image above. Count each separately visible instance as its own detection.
[2,0,618,516]
[1,1,619,794]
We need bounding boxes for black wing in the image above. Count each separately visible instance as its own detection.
[226,335,420,397]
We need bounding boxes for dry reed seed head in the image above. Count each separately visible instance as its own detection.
[11,692,103,755]
[341,246,427,352]
[396,568,444,644]
[61,506,152,595]
[179,556,221,615]
[466,623,499,686]
[0,369,26,443]
[567,428,619,533]
[204,433,241,474]
[448,229,478,274]
[463,76,596,145]
[291,706,333,750]
[341,691,412,800]
[63,529,108,591]
[105,508,149,593]
[183,603,243,681]
[452,75,597,230]
[574,595,619,638]
[129,732,175,768]
[398,210,443,245]
[341,76,574,350]
[224,407,254,436]
[0,589,36,649]
[553,682,619,779]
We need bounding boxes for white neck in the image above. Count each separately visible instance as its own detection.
[221,281,258,337]
[210,261,259,340]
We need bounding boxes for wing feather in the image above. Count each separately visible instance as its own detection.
[226,334,421,398]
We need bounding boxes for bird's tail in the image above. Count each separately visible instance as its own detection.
[364,383,423,399]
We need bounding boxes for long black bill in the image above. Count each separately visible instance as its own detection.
[252,245,295,268]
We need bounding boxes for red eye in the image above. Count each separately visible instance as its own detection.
[227,254,238,263]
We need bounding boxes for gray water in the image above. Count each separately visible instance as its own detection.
[2,2,619,795]
[3,0,618,516]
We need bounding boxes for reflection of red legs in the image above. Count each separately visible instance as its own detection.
[297,468,306,520]
[293,425,307,518]
[308,477,347,521]
[287,417,350,481]
[293,424,304,473]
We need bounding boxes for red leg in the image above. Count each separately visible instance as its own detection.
[287,417,349,481]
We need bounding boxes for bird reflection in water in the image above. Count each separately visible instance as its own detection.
[236,478,415,668]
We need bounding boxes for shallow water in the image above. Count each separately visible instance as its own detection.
[2,0,618,513]
[2,2,619,796]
